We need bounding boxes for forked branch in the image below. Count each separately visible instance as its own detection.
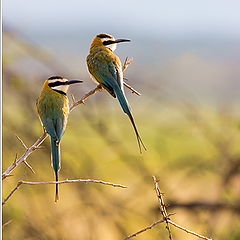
[123,176,213,240]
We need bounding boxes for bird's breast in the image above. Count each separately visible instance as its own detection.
[37,89,69,118]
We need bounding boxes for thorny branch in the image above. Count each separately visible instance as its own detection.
[2,179,127,205]
[123,218,166,240]
[153,176,172,240]
[167,220,212,240]
[123,177,213,240]
[2,57,140,180]
[2,133,48,180]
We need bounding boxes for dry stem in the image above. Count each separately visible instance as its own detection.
[153,176,173,239]
[124,177,213,240]
[167,220,212,240]
[123,218,165,240]
[2,132,48,180]
[2,179,127,205]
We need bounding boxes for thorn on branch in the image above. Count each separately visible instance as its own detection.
[32,146,44,150]
[4,174,14,179]
[13,153,18,166]
[23,160,35,174]
[16,135,28,150]
[2,132,48,180]
[123,218,165,240]
[153,176,173,240]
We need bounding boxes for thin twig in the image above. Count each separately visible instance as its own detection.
[122,57,133,72]
[70,85,102,111]
[14,136,36,173]
[123,218,165,240]
[168,220,212,240]
[2,220,13,228]
[153,176,213,240]
[2,181,22,205]
[153,176,173,240]
[2,132,48,180]
[23,160,35,174]
[2,179,127,205]
[123,82,141,96]
[16,135,28,149]
[3,174,14,179]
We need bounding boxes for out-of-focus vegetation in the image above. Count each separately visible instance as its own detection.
[3,30,240,240]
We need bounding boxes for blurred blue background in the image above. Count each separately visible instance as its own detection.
[3,0,240,105]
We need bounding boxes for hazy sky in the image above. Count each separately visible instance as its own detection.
[3,0,240,104]
[3,0,240,38]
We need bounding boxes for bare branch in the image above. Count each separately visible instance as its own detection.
[152,176,213,240]
[16,135,28,149]
[3,174,14,179]
[23,160,35,174]
[153,176,173,240]
[70,57,139,110]
[2,179,127,205]
[2,132,48,180]
[168,220,212,240]
[123,218,165,240]
[2,220,13,228]
[123,82,141,96]
[2,181,22,205]
[70,85,102,111]
[122,57,133,72]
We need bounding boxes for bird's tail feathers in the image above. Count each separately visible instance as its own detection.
[128,112,147,154]
[115,88,146,153]
[50,137,60,202]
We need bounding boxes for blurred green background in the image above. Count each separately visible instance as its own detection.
[2,1,240,239]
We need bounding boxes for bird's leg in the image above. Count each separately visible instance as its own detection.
[97,84,103,90]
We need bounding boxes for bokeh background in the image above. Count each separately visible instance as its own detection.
[2,0,240,239]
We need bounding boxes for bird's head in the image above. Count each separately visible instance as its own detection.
[90,33,131,52]
[47,76,82,95]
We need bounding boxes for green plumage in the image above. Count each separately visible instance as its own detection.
[87,44,146,153]
[36,82,69,202]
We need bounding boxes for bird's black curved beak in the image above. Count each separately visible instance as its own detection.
[67,80,83,85]
[114,39,131,44]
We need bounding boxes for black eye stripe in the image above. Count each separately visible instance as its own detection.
[48,81,67,87]
[97,34,112,39]
[48,76,63,80]
[103,40,115,46]
[53,89,67,96]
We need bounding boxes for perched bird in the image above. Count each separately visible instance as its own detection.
[36,76,82,202]
[87,33,146,153]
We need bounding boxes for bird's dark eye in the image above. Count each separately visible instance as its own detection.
[103,40,115,46]
[48,81,67,87]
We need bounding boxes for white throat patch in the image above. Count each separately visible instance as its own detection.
[48,78,69,93]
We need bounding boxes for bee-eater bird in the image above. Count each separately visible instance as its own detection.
[36,76,82,202]
[87,33,146,153]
